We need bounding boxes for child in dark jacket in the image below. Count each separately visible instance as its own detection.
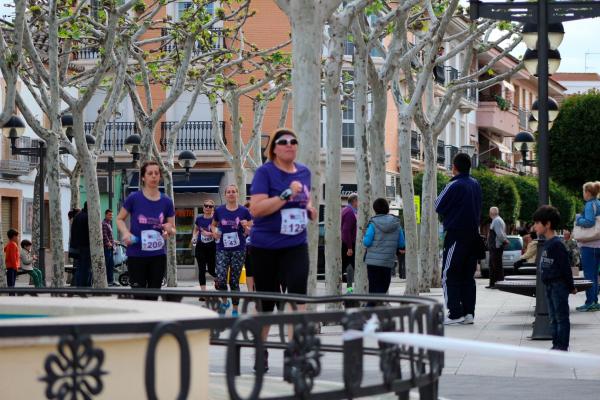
[533,205,576,351]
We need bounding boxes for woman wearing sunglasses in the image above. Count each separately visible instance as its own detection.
[249,128,316,305]
[192,199,217,291]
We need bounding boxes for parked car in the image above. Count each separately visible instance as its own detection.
[480,235,523,278]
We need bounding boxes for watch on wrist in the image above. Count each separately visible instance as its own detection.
[280,188,293,201]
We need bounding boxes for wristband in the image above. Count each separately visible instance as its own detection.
[280,188,293,201]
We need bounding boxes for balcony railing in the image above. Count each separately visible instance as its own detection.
[0,159,31,176]
[84,122,139,153]
[445,66,459,82]
[74,47,100,60]
[433,65,445,85]
[466,86,478,103]
[160,121,225,151]
[411,131,421,160]
[518,107,529,129]
[437,139,445,165]
[161,28,226,54]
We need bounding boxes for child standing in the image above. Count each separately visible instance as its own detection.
[532,205,577,351]
[4,229,20,290]
[20,239,44,288]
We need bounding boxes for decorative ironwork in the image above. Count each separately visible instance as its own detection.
[39,333,107,400]
[377,315,403,389]
[83,122,139,153]
[160,120,226,151]
[283,322,322,398]
[342,312,365,398]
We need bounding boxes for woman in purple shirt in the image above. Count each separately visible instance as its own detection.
[116,161,176,297]
[250,128,316,307]
[211,184,251,317]
[192,199,217,291]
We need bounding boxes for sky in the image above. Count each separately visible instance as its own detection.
[0,4,598,74]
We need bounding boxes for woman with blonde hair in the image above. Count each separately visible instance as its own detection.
[574,181,600,312]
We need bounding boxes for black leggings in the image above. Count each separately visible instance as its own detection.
[252,244,309,312]
[128,255,166,300]
[195,243,216,286]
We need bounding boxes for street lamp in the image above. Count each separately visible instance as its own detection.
[124,133,141,164]
[531,97,559,122]
[514,131,536,175]
[523,48,562,76]
[528,114,538,132]
[178,150,197,181]
[260,134,270,163]
[61,113,74,140]
[522,23,565,51]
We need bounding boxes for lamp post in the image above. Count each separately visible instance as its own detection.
[177,150,197,181]
[1,114,75,275]
[514,131,536,176]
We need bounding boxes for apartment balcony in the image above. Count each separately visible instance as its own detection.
[437,139,445,165]
[411,131,421,160]
[476,96,520,137]
[159,121,226,152]
[84,122,139,153]
[161,28,226,55]
[0,159,31,177]
[518,107,530,130]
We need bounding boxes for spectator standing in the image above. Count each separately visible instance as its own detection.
[487,206,508,288]
[574,181,600,312]
[116,160,176,299]
[341,193,358,293]
[20,239,43,288]
[435,153,482,325]
[71,202,91,287]
[4,229,20,292]
[102,209,116,286]
[533,205,576,350]
[192,199,217,291]
[362,198,405,300]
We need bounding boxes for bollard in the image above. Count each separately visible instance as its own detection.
[531,239,552,340]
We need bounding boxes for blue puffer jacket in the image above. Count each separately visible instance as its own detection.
[575,199,600,228]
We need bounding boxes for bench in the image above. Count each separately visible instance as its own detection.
[495,279,593,297]
[515,265,537,275]
[504,275,587,281]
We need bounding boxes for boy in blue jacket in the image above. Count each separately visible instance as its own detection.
[533,205,576,351]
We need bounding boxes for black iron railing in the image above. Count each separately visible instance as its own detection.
[161,28,226,54]
[433,65,445,85]
[84,122,139,153]
[518,107,529,129]
[411,130,421,159]
[74,47,100,60]
[445,66,459,82]
[160,120,226,151]
[0,287,444,400]
[437,139,445,165]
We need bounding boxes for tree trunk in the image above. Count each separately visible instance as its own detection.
[323,71,343,298]
[73,112,107,288]
[288,4,325,296]
[397,114,419,295]
[368,72,387,200]
[351,21,372,295]
[32,169,41,271]
[227,95,247,200]
[164,169,177,287]
[430,173,442,288]
[69,163,82,210]
[418,131,436,292]
[45,137,66,287]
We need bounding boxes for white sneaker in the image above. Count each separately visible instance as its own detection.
[461,314,474,325]
[443,316,465,325]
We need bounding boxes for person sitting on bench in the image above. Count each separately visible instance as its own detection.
[20,239,44,288]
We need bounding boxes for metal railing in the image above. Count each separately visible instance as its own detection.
[74,47,100,60]
[437,139,445,165]
[161,28,226,54]
[0,287,444,400]
[445,66,459,82]
[433,65,445,85]
[518,107,529,129]
[160,120,226,151]
[84,122,139,153]
[0,159,31,175]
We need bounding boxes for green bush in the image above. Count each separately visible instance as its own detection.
[414,171,451,197]
[550,181,577,229]
[509,175,538,224]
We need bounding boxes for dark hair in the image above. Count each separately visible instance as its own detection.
[7,229,18,239]
[21,239,32,248]
[140,160,161,187]
[530,231,537,240]
[453,153,472,174]
[373,197,389,215]
[532,205,560,229]
[347,193,358,204]
[268,128,297,161]
[105,209,112,215]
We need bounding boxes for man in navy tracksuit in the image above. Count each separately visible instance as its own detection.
[435,153,482,325]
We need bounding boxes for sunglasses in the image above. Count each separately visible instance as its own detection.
[203,205,214,208]
[275,138,298,146]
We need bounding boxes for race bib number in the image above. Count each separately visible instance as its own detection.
[200,232,213,243]
[222,232,240,248]
[141,230,165,251]
[280,208,307,236]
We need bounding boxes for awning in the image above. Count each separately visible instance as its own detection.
[479,131,511,154]
[127,171,223,194]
